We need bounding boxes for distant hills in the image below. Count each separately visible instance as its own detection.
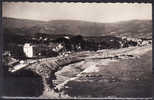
[3,17,152,39]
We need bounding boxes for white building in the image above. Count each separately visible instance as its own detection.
[52,44,64,52]
[23,43,33,58]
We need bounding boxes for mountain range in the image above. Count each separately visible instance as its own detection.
[3,17,152,39]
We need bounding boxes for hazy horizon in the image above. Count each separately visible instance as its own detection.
[3,16,152,24]
[3,2,152,23]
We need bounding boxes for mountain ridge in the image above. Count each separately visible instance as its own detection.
[3,17,152,38]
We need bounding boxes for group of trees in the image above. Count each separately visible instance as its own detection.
[4,31,142,60]
[52,35,123,52]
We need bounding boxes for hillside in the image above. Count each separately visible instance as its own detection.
[3,17,152,39]
[3,44,152,98]
[2,17,152,98]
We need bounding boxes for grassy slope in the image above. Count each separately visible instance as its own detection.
[54,46,152,98]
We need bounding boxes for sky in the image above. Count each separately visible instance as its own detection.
[2,2,152,23]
